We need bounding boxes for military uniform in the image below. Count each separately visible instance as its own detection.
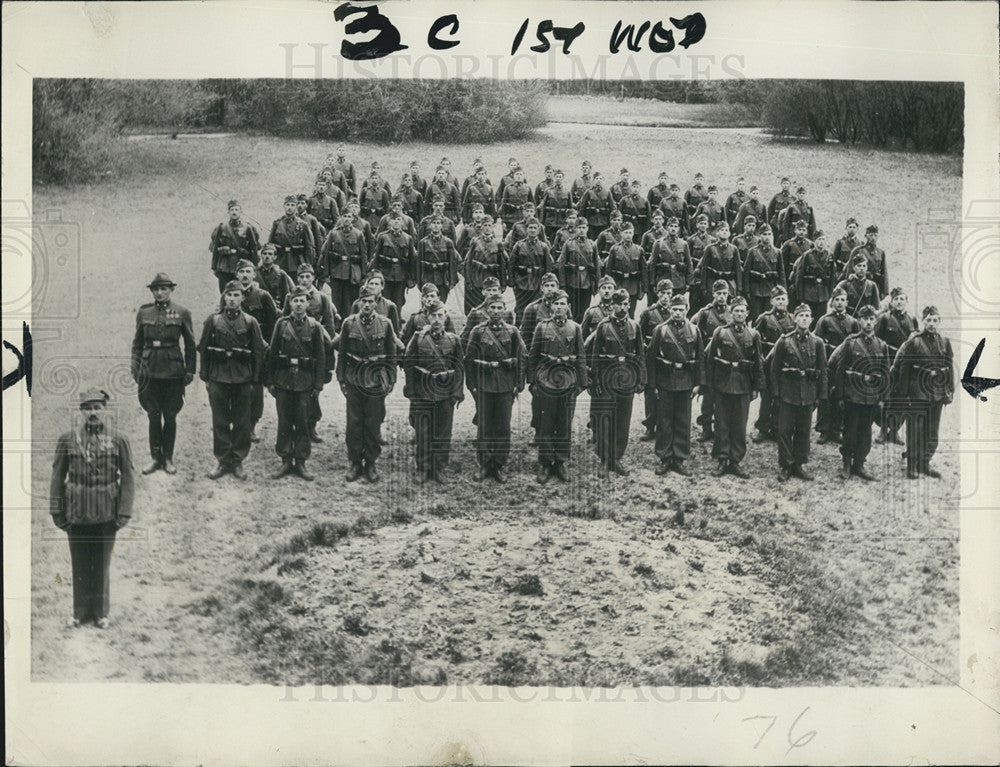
[576,187,617,240]
[724,190,748,227]
[570,173,593,206]
[753,303,795,437]
[692,199,726,231]
[269,214,316,275]
[337,310,398,478]
[586,304,646,472]
[618,191,651,238]
[832,231,863,278]
[331,157,357,196]
[692,300,732,436]
[256,262,295,311]
[698,240,742,299]
[319,225,369,318]
[264,312,327,473]
[210,218,261,292]
[779,234,813,302]
[504,219,550,252]
[371,229,417,311]
[375,211,417,240]
[703,318,764,471]
[461,301,514,349]
[349,294,401,336]
[684,183,708,221]
[658,196,688,236]
[359,185,391,231]
[308,191,340,232]
[813,309,859,441]
[509,237,554,325]
[792,246,835,321]
[604,240,646,316]
[890,326,953,477]
[130,288,196,469]
[647,235,692,306]
[742,243,786,320]
[428,180,463,226]
[219,280,278,435]
[647,182,671,214]
[875,305,918,441]
[781,200,817,242]
[417,232,460,303]
[419,212,458,244]
[50,394,135,625]
[771,324,828,475]
[298,211,327,273]
[733,199,768,237]
[282,282,337,436]
[198,305,267,473]
[849,240,889,296]
[464,316,527,476]
[528,316,588,478]
[767,189,794,239]
[638,296,672,437]
[595,225,624,265]
[498,182,533,230]
[396,186,425,221]
[539,185,574,241]
[464,235,508,315]
[836,275,881,317]
[685,229,716,316]
[556,235,601,323]
[646,309,702,470]
[403,325,465,479]
[401,306,456,346]
[828,328,890,477]
[461,181,496,223]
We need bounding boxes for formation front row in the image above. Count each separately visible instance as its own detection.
[129,268,954,488]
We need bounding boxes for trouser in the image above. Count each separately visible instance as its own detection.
[534,389,576,465]
[273,388,312,461]
[777,401,814,468]
[592,392,634,466]
[880,399,905,438]
[697,386,716,432]
[544,225,561,242]
[411,398,456,471]
[206,380,253,467]
[712,392,751,463]
[329,278,360,319]
[344,384,386,464]
[841,402,877,469]
[308,390,322,428]
[687,285,704,318]
[67,521,117,622]
[137,377,185,462]
[905,401,943,472]
[627,294,638,318]
[214,271,236,293]
[250,383,264,428]
[747,295,770,321]
[754,387,778,434]
[384,281,407,315]
[567,287,592,324]
[464,283,484,317]
[654,388,693,462]
[642,386,658,433]
[816,397,843,437]
[474,391,515,468]
[514,287,539,326]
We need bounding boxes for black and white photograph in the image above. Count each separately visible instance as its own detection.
[5,2,1000,765]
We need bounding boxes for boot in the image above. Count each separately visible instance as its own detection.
[817,433,832,445]
[552,462,569,483]
[728,461,749,479]
[851,464,876,481]
[536,462,550,484]
[906,467,920,480]
[922,464,942,479]
[250,426,261,443]
[639,427,655,442]
[207,462,228,480]
[752,430,770,444]
[345,462,363,482]
[838,458,852,480]
[672,460,692,476]
[295,461,315,481]
[475,466,490,482]
[429,466,445,484]
[272,459,294,479]
[309,425,323,443]
[698,428,714,442]
[162,459,177,475]
[711,459,728,477]
[778,465,792,482]
[791,464,813,481]
[612,460,631,477]
[364,461,380,483]
[142,460,162,475]
[655,460,672,476]
[231,462,247,480]
[492,465,505,483]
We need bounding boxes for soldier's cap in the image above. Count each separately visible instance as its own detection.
[400,172,412,180]
[620,222,634,232]
[508,156,518,164]
[922,305,939,319]
[223,280,244,295]
[757,222,774,235]
[793,303,812,316]
[147,272,177,289]
[796,186,807,194]
[695,213,709,223]
[261,242,276,254]
[371,161,382,168]
[551,289,569,302]
[731,296,748,308]
[794,219,808,229]
[658,171,668,178]
[487,295,506,307]
[582,159,592,167]
[297,263,315,275]
[554,168,565,175]
[770,285,788,297]
[736,176,745,182]
[852,254,868,267]
[707,185,718,192]
[749,185,758,192]
[365,269,385,283]
[544,164,553,171]
[481,215,495,226]
[387,212,404,222]
[669,183,680,190]
[424,299,445,314]
[866,224,879,234]
[474,159,485,169]
[482,276,502,289]
[712,279,729,292]
[296,193,309,202]
[564,210,577,220]
[592,172,603,180]
[857,305,877,319]
[631,179,641,186]
[471,202,485,211]
[420,282,439,297]
[652,211,666,221]
[694,172,704,179]
[540,272,560,285]
[714,220,730,230]
[610,209,623,219]
[236,258,256,271]
[227,199,240,210]
[846,216,858,226]
[743,214,757,223]
[79,388,110,408]
[358,286,378,299]
[289,286,310,299]
[525,217,542,228]
[391,194,404,204]
[430,196,445,206]
[781,176,791,182]
[521,201,536,209]
[611,288,630,305]
[410,160,420,167]
[284,195,297,204]
[512,165,524,174]
[599,275,617,288]
[890,286,906,298]
[669,294,687,307]
[656,279,674,293]
[619,167,629,175]
[576,216,589,227]
[337,215,354,227]
[813,229,826,239]
[429,215,445,224]
[831,286,847,298]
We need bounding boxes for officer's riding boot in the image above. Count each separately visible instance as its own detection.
[272,458,294,479]
[345,462,363,482]
[207,462,228,480]
[921,463,942,479]
[429,461,445,484]
[296,460,315,481]
[364,460,380,483]
[231,462,247,480]
[492,463,504,483]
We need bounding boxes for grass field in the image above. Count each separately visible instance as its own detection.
[546,94,759,128]
[30,107,962,687]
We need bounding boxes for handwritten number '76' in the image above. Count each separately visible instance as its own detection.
[743,707,817,754]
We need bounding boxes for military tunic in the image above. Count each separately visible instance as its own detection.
[646,317,702,463]
[269,214,316,275]
[586,316,646,468]
[403,328,465,472]
[264,314,326,462]
[527,318,588,467]
[771,329,828,469]
[556,237,601,323]
[829,331,890,471]
[703,322,764,465]
[210,220,261,292]
[890,329,953,474]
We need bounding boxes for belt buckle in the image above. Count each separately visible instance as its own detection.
[290,357,299,366]
[151,340,162,347]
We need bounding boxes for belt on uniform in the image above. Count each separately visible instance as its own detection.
[807,275,825,284]
[542,353,576,362]
[277,355,312,367]
[657,357,694,369]
[344,352,387,362]
[421,261,449,270]
[66,478,118,491]
[846,370,881,383]
[609,269,639,278]
[596,353,635,362]
[916,365,949,376]
[781,366,819,379]
[471,260,500,271]
[749,269,778,279]
[706,266,734,277]
[147,341,178,348]
[332,254,364,262]
[472,357,516,368]
[514,264,542,272]
[715,357,749,368]
[207,346,251,359]
[378,255,401,264]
